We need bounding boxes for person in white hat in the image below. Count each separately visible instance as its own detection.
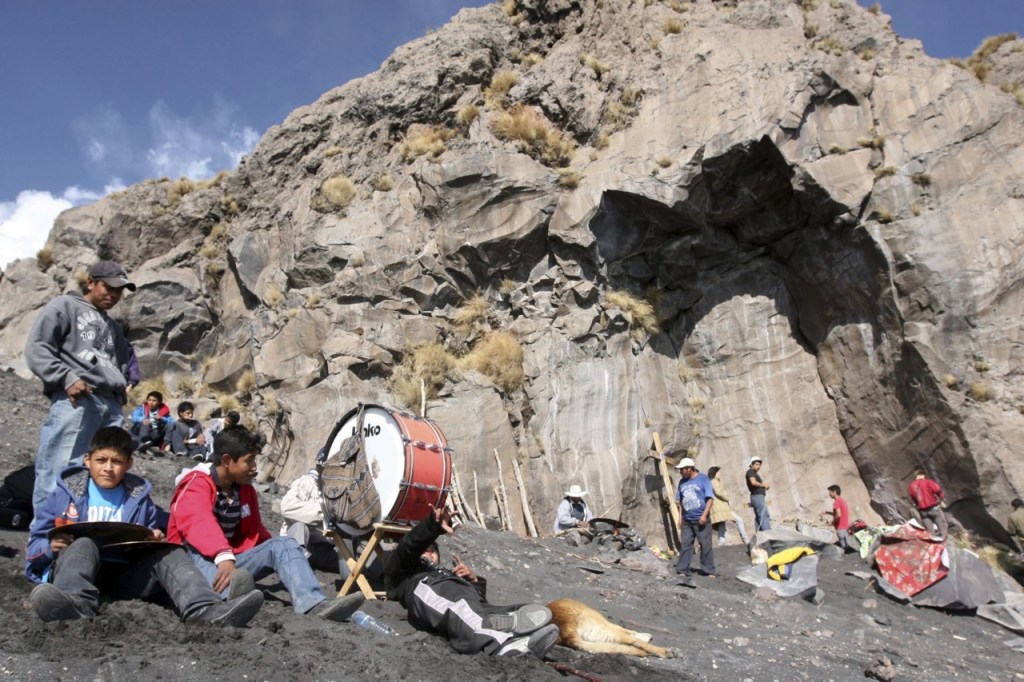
[552,484,594,532]
[745,456,772,531]
[673,458,716,587]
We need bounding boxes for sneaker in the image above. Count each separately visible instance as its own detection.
[194,590,263,627]
[174,451,187,458]
[677,575,697,588]
[226,568,255,602]
[30,583,92,622]
[192,453,206,462]
[496,623,560,658]
[312,593,365,622]
[484,604,552,635]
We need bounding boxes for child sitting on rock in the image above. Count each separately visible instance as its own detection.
[129,390,174,453]
[25,426,263,626]
[170,401,206,461]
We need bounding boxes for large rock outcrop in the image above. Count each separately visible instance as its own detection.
[3,0,1023,545]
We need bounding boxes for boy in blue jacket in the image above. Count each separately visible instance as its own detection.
[25,426,263,626]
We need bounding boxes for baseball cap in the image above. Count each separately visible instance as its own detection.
[748,456,763,465]
[674,457,696,469]
[88,261,136,291]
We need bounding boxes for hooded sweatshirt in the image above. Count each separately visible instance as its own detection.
[25,291,130,402]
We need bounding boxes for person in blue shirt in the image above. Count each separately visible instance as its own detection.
[25,426,263,626]
[673,457,715,587]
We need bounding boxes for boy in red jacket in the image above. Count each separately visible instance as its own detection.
[908,470,947,541]
[167,426,363,621]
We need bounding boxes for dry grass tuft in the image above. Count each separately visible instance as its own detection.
[217,392,243,413]
[866,2,881,14]
[492,105,575,167]
[663,18,683,35]
[323,146,345,158]
[461,332,526,392]
[943,374,957,389]
[485,71,520,107]
[398,125,456,162]
[456,105,480,128]
[857,134,885,150]
[557,169,582,189]
[36,246,54,271]
[655,154,672,168]
[874,208,894,224]
[168,177,197,205]
[322,175,357,208]
[813,36,845,56]
[129,377,169,406]
[606,290,660,339]
[910,172,932,187]
[391,342,459,409]
[371,173,394,192]
[265,282,285,309]
[969,382,990,401]
[580,54,611,77]
[975,359,991,373]
[264,392,280,417]
[305,291,322,308]
[966,34,1018,82]
[235,370,257,395]
[874,166,897,179]
[522,53,544,68]
[454,294,490,332]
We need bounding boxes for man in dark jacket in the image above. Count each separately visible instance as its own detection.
[385,505,558,658]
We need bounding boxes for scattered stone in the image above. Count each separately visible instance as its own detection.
[753,587,779,602]
[862,598,878,609]
[864,656,897,682]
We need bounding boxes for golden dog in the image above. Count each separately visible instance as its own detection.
[547,598,672,658]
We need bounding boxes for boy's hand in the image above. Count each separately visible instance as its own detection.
[50,533,73,554]
[150,528,165,541]
[430,504,456,534]
[195,434,206,445]
[213,561,236,593]
[451,553,477,582]
[65,379,92,407]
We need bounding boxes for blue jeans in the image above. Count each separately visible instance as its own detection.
[33,393,124,510]
[751,495,772,531]
[186,537,326,613]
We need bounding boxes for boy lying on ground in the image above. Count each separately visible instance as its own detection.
[25,427,263,626]
[385,504,559,658]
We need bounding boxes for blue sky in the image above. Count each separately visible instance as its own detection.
[1,0,1021,269]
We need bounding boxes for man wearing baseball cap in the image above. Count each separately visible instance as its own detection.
[673,457,715,587]
[25,259,136,510]
[745,456,772,531]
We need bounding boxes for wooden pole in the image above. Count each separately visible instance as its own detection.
[493,448,512,532]
[473,471,484,525]
[493,489,506,530]
[451,465,481,527]
[652,432,681,541]
[511,458,538,538]
[419,378,426,417]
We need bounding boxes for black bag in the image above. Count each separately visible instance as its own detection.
[317,404,381,533]
[0,464,35,530]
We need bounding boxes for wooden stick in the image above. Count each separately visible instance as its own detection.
[545,662,604,682]
[451,465,481,527]
[493,488,506,531]
[511,458,538,537]
[652,432,681,537]
[419,378,426,417]
[620,616,676,636]
[473,470,484,525]
[493,449,512,532]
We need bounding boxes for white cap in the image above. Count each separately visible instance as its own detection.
[565,484,587,497]
[748,456,763,465]
[675,457,696,469]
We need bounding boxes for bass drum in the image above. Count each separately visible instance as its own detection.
[324,404,452,535]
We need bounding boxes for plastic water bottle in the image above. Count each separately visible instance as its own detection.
[351,610,398,636]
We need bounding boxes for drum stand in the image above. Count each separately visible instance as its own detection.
[328,523,411,600]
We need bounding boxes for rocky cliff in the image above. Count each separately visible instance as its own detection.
[3,0,1023,545]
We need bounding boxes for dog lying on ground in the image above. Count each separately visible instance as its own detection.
[547,598,672,658]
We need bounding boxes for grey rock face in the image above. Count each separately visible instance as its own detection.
[4,0,1024,545]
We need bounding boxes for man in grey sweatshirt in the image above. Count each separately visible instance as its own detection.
[25,260,135,510]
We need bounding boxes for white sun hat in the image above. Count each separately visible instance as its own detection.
[565,484,587,497]
[748,456,763,465]
[674,457,696,469]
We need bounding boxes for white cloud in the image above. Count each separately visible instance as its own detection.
[143,97,258,181]
[0,191,72,269]
[0,182,126,270]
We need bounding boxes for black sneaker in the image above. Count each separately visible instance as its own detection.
[496,624,560,658]
[226,568,255,602]
[677,575,697,588]
[30,583,92,622]
[312,593,365,622]
[484,604,552,635]
[194,590,263,627]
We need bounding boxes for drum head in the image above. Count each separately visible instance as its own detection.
[328,405,405,527]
